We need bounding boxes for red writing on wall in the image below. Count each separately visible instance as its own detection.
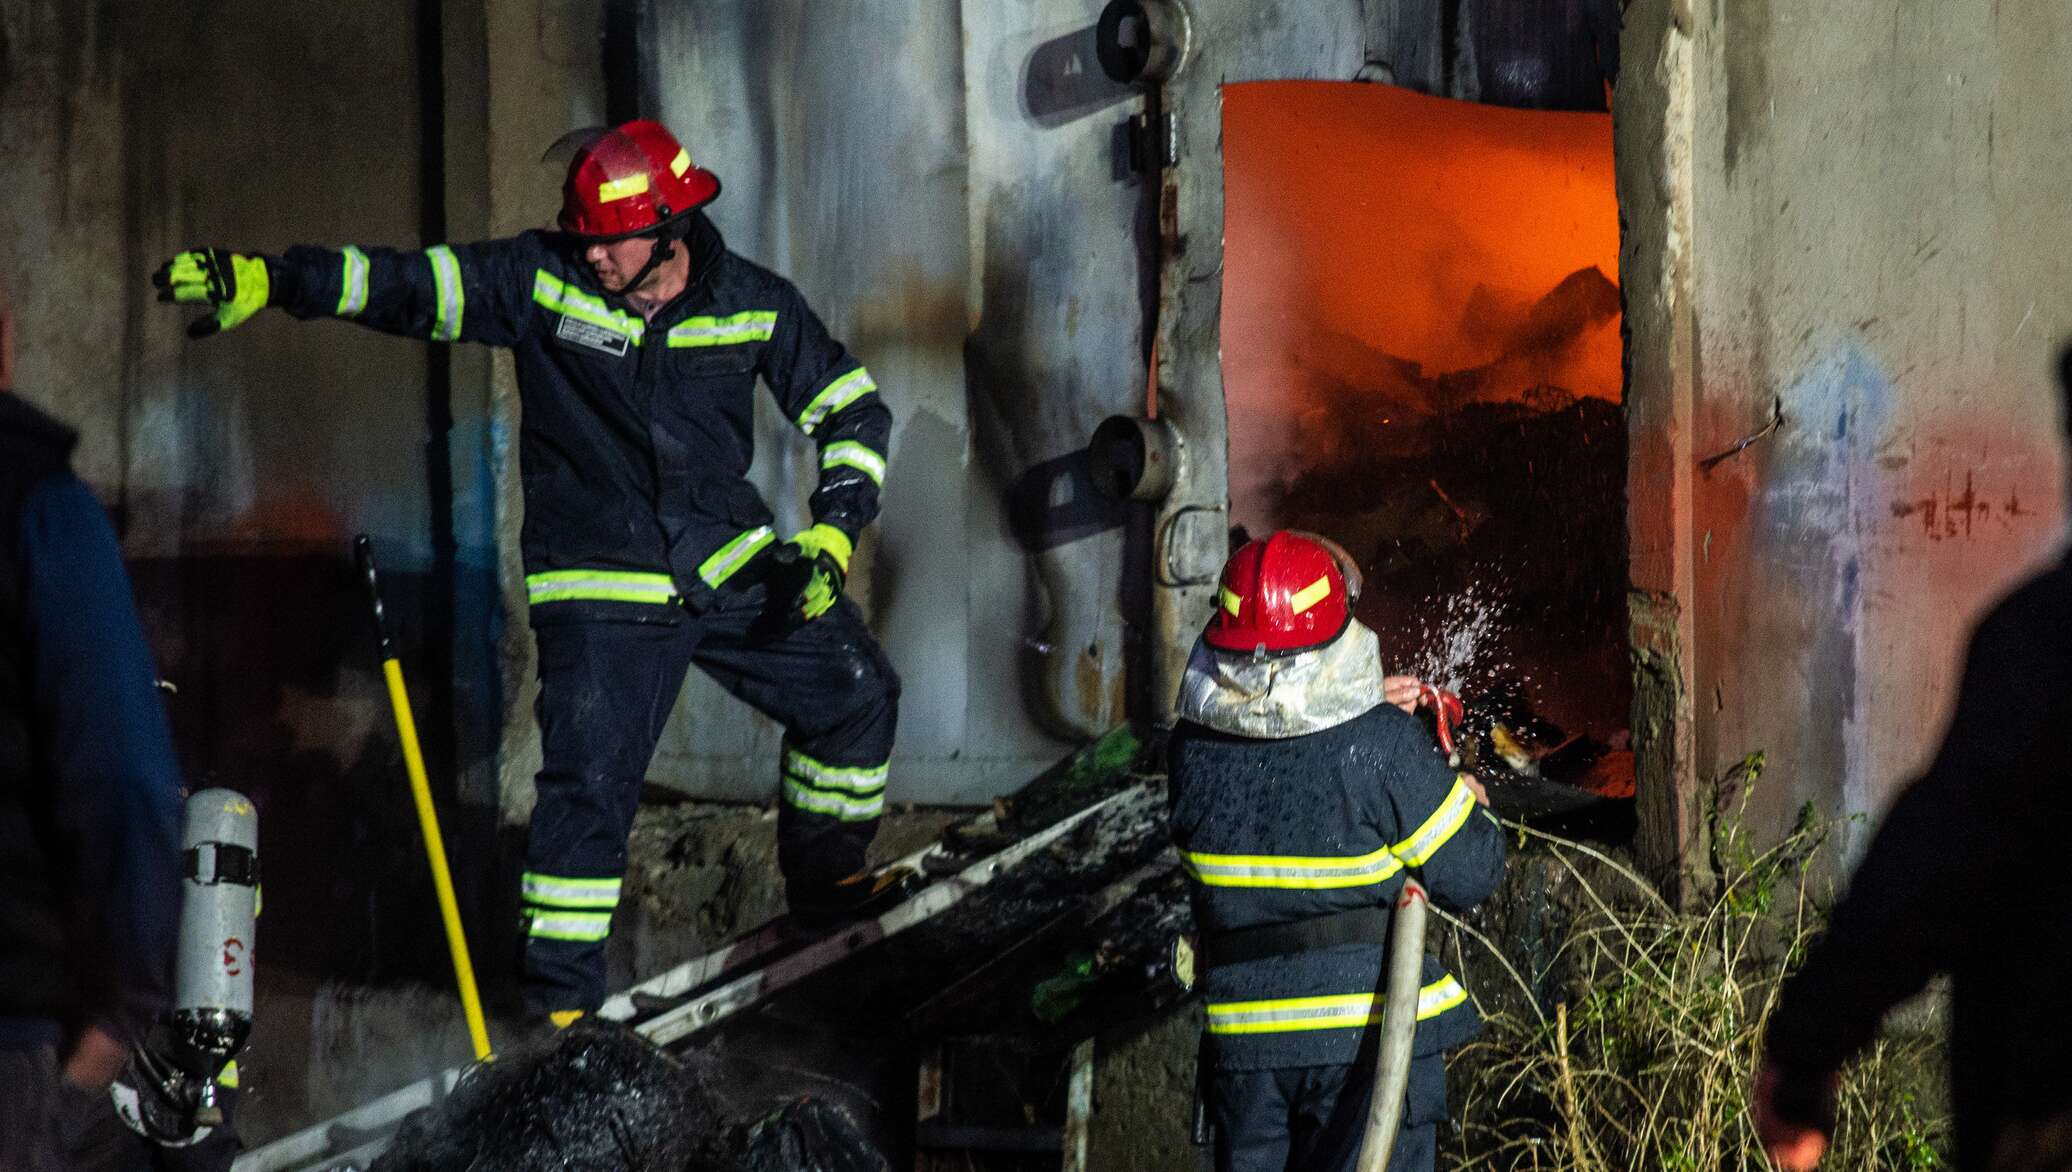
[1891,469,2031,540]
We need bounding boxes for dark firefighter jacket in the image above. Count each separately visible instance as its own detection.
[1765,551,2072,1172]
[266,215,890,621]
[0,394,181,1048]
[1170,702,1506,1071]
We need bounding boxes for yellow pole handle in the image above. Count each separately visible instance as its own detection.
[380,657,493,1061]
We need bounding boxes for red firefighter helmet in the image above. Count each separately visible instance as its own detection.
[1204,530,1356,655]
[555,120,721,241]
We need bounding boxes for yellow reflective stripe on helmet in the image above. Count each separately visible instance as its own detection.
[666,310,777,348]
[783,747,888,795]
[819,441,886,486]
[698,526,776,588]
[795,366,877,435]
[1392,775,1478,867]
[427,246,464,341]
[670,148,692,178]
[598,172,650,203]
[531,270,646,343]
[1289,574,1332,616]
[1220,587,1243,617]
[524,569,677,606]
[521,872,623,910]
[1206,976,1468,1035]
[782,778,886,822]
[526,910,613,942]
[1181,843,1404,890]
[337,246,370,317]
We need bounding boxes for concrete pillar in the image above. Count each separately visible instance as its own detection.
[1615,1,1705,895]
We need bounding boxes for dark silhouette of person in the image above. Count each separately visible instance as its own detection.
[1756,342,2072,1171]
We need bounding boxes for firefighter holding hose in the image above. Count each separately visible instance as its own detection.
[1169,530,1504,1172]
[152,120,902,1026]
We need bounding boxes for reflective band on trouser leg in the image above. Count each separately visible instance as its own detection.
[337,246,369,317]
[1392,775,1478,867]
[697,526,776,589]
[666,310,778,348]
[1181,843,1404,890]
[531,270,647,344]
[525,910,613,943]
[525,569,679,607]
[795,366,877,436]
[781,746,887,823]
[1205,976,1469,1036]
[819,441,886,486]
[521,871,623,910]
[426,245,465,341]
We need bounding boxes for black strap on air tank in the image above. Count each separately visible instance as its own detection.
[185,843,259,887]
[1198,905,1392,971]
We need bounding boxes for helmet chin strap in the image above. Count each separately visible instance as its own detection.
[617,232,676,299]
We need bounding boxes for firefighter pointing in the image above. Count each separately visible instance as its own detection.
[1169,531,1504,1172]
[153,120,902,1025]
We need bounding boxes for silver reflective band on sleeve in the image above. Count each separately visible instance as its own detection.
[1205,975,1469,1035]
[1181,844,1404,890]
[531,270,646,343]
[521,872,623,910]
[524,569,678,606]
[525,910,613,943]
[337,246,369,317]
[427,246,464,342]
[1392,775,1478,867]
[666,310,778,347]
[819,441,886,486]
[795,367,877,436]
[696,526,776,589]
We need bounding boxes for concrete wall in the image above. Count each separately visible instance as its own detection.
[1618,0,2072,877]
[640,2,1150,804]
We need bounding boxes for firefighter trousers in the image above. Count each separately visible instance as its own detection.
[521,591,900,1014]
[1209,1052,1444,1172]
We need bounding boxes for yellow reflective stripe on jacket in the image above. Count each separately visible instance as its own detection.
[1206,975,1469,1035]
[217,1060,240,1089]
[521,871,623,910]
[795,366,877,435]
[1181,843,1404,890]
[524,569,677,606]
[819,441,886,485]
[1392,775,1478,867]
[530,270,646,343]
[782,778,886,822]
[526,910,613,942]
[427,246,464,341]
[1183,775,1478,889]
[697,526,776,588]
[337,247,370,317]
[783,747,888,795]
[666,310,777,348]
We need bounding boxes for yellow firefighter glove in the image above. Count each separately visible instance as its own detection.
[152,249,272,338]
[786,524,853,621]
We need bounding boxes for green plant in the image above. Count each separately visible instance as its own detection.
[1437,764,1950,1170]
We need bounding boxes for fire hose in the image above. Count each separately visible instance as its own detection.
[1355,684,1462,1171]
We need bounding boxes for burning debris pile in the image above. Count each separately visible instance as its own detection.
[372,1019,887,1172]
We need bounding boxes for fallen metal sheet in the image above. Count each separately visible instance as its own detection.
[231,786,1147,1172]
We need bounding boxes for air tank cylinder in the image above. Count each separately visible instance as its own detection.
[174,788,257,1120]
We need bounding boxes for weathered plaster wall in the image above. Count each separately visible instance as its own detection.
[643,2,1151,803]
[1620,0,2072,867]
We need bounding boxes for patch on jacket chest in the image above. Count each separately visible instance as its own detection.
[554,313,632,358]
